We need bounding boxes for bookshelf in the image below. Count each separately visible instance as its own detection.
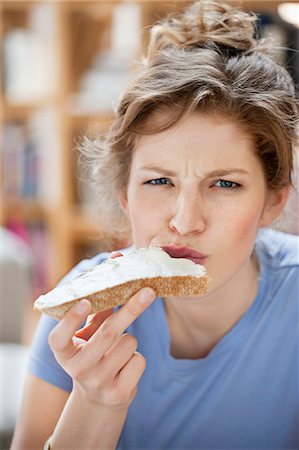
[1,1,117,293]
[1,0,297,297]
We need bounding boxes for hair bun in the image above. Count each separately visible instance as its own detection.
[147,0,258,60]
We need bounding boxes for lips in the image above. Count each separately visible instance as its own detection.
[161,245,207,265]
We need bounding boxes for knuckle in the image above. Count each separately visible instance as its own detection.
[87,376,104,393]
[133,352,146,371]
[104,387,133,408]
[48,329,62,352]
[99,321,118,341]
[72,367,85,383]
[122,333,138,351]
[73,369,105,391]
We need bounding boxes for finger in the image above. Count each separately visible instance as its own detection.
[109,251,123,259]
[116,351,146,392]
[85,287,155,357]
[75,308,113,340]
[48,299,91,359]
[96,333,138,380]
[100,287,156,339]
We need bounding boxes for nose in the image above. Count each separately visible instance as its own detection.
[169,191,207,236]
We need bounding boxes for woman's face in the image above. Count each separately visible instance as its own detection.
[119,112,286,294]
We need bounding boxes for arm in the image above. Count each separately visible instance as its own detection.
[11,373,128,450]
[47,287,155,450]
[10,374,69,450]
[49,385,129,450]
[13,285,155,450]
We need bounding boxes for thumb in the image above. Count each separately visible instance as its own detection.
[75,307,113,340]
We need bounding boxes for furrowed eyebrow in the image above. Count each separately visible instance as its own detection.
[138,165,249,178]
[205,169,249,177]
[138,166,176,177]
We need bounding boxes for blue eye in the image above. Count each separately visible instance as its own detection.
[145,178,172,186]
[214,180,240,189]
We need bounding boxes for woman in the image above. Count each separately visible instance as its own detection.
[12,1,298,449]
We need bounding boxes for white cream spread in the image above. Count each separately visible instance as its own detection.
[34,247,207,309]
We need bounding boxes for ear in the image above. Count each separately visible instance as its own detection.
[117,190,129,218]
[260,185,290,227]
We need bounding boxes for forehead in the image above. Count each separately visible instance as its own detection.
[133,111,257,169]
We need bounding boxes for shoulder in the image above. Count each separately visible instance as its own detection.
[256,228,299,270]
[254,230,298,333]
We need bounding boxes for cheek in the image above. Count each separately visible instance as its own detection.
[217,212,263,278]
[206,205,263,284]
[212,198,264,251]
[129,187,168,220]
[234,207,263,237]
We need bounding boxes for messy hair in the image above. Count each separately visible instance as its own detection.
[80,0,298,239]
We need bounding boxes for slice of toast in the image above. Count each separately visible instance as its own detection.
[34,247,209,320]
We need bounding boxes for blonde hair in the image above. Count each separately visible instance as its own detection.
[80,0,298,239]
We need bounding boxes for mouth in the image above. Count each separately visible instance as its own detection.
[161,245,207,265]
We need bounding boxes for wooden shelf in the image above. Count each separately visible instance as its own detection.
[1,2,35,9]
[3,100,57,120]
[3,199,51,222]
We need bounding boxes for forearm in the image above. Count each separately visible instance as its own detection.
[50,386,128,450]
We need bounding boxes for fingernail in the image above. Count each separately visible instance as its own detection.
[139,288,155,304]
[75,299,90,314]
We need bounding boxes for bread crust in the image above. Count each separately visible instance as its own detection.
[35,275,209,320]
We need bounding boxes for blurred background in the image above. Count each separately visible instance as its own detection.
[0,0,298,447]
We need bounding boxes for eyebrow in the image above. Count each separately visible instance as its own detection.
[138,165,250,178]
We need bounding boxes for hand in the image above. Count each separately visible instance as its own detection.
[48,251,156,411]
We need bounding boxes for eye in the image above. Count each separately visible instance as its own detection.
[214,180,241,189]
[144,178,173,186]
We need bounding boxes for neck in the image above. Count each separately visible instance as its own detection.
[163,253,259,359]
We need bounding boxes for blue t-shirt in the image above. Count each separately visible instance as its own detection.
[28,229,299,449]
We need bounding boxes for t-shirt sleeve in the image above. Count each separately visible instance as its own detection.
[28,314,73,392]
[28,252,110,392]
